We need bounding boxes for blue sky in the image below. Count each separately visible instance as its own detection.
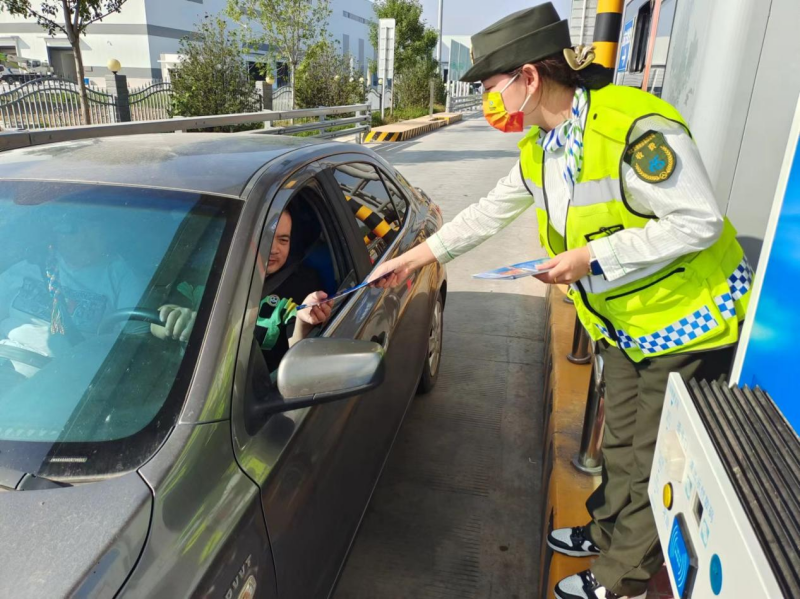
[418,0,571,36]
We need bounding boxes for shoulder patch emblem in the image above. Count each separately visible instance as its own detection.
[265,294,280,308]
[624,131,676,184]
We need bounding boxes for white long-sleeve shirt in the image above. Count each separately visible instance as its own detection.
[426,115,724,282]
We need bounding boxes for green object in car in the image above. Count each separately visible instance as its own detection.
[257,295,297,350]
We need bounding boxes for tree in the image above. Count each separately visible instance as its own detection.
[295,40,363,109]
[170,16,262,132]
[394,56,444,110]
[227,0,332,109]
[0,0,128,125]
[369,0,438,76]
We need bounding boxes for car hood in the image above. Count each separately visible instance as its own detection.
[0,471,152,597]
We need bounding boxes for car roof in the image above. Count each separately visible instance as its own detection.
[0,133,328,198]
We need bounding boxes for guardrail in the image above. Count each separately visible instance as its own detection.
[0,104,371,152]
[446,94,482,113]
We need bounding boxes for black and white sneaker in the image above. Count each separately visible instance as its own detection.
[547,526,601,557]
[554,569,647,599]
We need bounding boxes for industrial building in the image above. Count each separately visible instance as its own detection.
[0,0,375,86]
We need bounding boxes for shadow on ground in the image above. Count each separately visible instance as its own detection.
[335,291,546,599]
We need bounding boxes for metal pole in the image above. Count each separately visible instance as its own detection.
[573,353,605,475]
[593,0,625,69]
[436,0,444,69]
[380,81,385,120]
[580,0,589,45]
[640,0,664,92]
[567,314,592,364]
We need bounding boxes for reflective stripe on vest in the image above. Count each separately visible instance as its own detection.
[519,84,752,361]
[595,255,753,355]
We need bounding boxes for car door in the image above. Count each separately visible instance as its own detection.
[229,159,425,599]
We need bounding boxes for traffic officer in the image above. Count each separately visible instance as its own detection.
[371,3,753,599]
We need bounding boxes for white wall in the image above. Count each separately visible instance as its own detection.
[329,0,375,76]
[568,0,597,46]
[662,0,800,265]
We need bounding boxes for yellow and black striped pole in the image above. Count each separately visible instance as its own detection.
[344,195,399,246]
[592,0,625,69]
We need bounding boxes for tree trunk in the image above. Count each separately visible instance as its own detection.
[290,63,296,110]
[72,41,90,125]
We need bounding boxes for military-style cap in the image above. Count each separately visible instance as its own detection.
[461,2,571,83]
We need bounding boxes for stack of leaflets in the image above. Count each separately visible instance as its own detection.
[473,258,554,280]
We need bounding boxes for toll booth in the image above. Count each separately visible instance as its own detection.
[649,98,800,598]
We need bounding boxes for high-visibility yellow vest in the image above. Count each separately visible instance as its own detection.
[520,84,752,362]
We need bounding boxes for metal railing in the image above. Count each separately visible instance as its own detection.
[567,314,592,364]
[0,77,118,129]
[128,81,173,122]
[446,94,482,113]
[574,351,605,475]
[272,85,294,112]
[0,103,371,152]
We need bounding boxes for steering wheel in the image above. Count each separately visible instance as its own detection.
[0,344,52,369]
[98,307,164,335]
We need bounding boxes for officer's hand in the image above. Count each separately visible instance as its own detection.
[535,247,591,285]
[297,291,332,326]
[155,304,197,342]
[369,257,407,289]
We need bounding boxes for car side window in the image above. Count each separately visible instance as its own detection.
[331,163,409,264]
[249,178,358,390]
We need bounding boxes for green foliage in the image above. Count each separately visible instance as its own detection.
[370,0,442,110]
[170,16,262,132]
[393,57,442,111]
[295,40,365,108]
[369,0,438,75]
[227,0,332,107]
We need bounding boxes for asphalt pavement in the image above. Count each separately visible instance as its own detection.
[334,113,549,599]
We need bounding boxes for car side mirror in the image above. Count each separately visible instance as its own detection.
[251,338,385,418]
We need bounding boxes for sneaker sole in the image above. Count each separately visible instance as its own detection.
[546,538,601,558]
[553,585,583,599]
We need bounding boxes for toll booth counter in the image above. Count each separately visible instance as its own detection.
[649,99,800,598]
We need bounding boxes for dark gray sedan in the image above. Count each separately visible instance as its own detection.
[0,134,446,598]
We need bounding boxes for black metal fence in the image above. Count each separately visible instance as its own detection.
[0,77,173,130]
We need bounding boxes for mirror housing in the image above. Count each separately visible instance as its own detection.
[250,338,385,418]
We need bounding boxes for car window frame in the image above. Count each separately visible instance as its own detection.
[375,167,410,228]
[321,155,414,281]
[230,161,374,450]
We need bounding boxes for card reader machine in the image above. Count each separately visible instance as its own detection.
[649,375,792,598]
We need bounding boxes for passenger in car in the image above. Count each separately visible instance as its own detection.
[158,209,332,373]
[256,210,332,372]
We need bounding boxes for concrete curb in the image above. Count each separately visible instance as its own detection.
[365,112,463,143]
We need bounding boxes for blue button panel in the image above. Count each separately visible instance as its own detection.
[667,514,697,598]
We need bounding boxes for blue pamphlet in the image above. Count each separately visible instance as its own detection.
[473,258,553,280]
[296,272,392,310]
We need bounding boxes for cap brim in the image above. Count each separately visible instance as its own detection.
[460,20,570,82]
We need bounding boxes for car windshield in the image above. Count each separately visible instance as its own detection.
[0,181,239,481]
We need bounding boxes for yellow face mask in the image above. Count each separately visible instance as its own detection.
[483,73,532,133]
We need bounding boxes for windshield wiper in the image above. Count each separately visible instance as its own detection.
[0,466,71,491]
